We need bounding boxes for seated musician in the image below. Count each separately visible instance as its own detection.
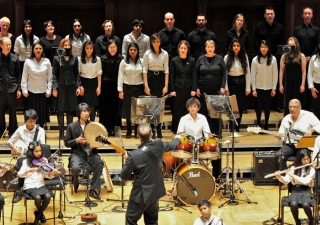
[275,149,314,225]
[177,97,221,180]
[64,102,103,200]
[8,109,46,203]
[194,199,224,225]
[274,99,320,190]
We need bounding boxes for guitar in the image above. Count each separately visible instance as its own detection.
[101,157,113,192]
[0,139,28,158]
[95,135,127,154]
[246,126,303,141]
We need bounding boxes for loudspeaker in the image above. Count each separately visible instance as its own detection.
[252,152,278,185]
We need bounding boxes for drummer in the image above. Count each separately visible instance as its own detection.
[177,97,221,179]
[64,102,103,200]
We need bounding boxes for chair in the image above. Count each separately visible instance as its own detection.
[10,144,63,224]
[281,183,315,225]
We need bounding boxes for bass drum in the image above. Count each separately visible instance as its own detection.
[176,162,215,205]
[162,152,183,178]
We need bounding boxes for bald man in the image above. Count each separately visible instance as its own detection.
[274,99,320,189]
[0,37,21,137]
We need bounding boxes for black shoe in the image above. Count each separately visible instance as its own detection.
[242,109,248,114]
[40,214,46,223]
[33,211,39,225]
[275,107,283,113]
[74,184,79,193]
[13,193,22,203]
[126,131,132,139]
[89,190,101,200]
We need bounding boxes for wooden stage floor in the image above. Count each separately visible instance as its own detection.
[0,153,313,225]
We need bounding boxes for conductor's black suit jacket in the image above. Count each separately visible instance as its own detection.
[121,138,181,204]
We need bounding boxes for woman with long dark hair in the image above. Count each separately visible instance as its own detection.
[307,41,320,119]
[224,38,250,132]
[65,19,90,57]
[14,19,39,73]
[21,42,52,127]
[78,40,102,122]
[52,38,81,138]
[170,40,197,133]
[279,37,306,116]
[100,39,123,136]
[251,40,278,130]
[118,42,144,138]
[39,20,62,63]
[143,33,169,138]
[276,149,314,225]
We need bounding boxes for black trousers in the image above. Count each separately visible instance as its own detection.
[69,152,103,190]
[125,198,159,225]
[0,92,18,135]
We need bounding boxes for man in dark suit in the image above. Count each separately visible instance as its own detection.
[121,122,181,225]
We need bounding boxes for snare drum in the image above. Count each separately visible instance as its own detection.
[170,135,193,159]
[162,152,183,178]
[176,162,215,205]
[199,137,220,159]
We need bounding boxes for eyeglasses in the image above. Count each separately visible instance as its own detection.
[73,25,81,28]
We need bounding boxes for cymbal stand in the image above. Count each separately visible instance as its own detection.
[217,141,232,196]
[218,120,257,208]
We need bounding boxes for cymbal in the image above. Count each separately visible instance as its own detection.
[227,132,248,138]
[219,138,240,144]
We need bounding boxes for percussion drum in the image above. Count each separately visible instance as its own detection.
[176,162,215,205]
[198,137,220,159]
[163,152,183,178]
[84,122,108,148]
[170,135,193,159]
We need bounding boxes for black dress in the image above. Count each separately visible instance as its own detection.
[169,55,197,133]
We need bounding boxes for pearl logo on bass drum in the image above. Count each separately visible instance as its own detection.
[188,171,200,178]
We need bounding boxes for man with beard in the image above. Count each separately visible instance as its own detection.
[187,14,217,61]
[122,19,149,58]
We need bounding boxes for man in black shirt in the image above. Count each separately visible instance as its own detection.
[293,7,320,63]
[187,14,217,61]
[0,37,21,136]
[95,20,121,57]
[254,5,285,113]
[158,12,186,62]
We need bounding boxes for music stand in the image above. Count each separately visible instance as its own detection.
[131,97,165,138]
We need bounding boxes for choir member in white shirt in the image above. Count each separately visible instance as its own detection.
[307,42,320,119]
[65,19,90,57]
[18,141,59,225]
[78,41,102,121]
[143,33,169,138]
[14,19,39,73]
[118,42,144,138]
[251,40,278,130]
[224,38,251,132]
[21,42,52,127]
[275,149,314,225]
[193,199,224,225]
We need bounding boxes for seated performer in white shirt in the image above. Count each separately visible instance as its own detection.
[8,109,46,203]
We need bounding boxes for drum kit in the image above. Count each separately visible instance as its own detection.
[163,134,220,206]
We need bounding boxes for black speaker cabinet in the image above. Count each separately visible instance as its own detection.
[252,152,278,185]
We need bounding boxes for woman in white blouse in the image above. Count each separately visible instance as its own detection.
[21,42,52,127]
[118,42,144,138]
[65,19,90,57]
[14,20,39,74]
[143,33,169,138]
[307,42,320,119]
[251,40,278,130]
[224,38,250,132]
[78,41,102,121]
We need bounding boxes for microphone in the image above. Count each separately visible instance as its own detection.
[163,94,172,99]
[192,187,198,196]
[85,143,91,155]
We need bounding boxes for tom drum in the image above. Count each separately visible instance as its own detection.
[198,137,220,159]
[170,135,193,159]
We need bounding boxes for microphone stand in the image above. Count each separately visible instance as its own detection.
[218,96,257,208]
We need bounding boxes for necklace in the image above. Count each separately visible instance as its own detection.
[206,56,214,65]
